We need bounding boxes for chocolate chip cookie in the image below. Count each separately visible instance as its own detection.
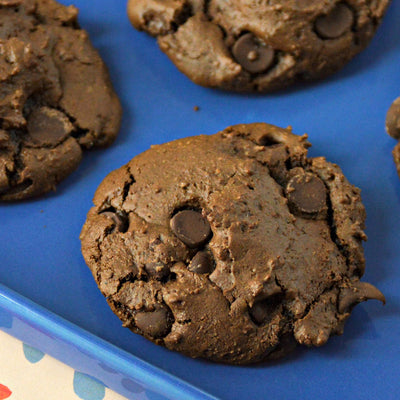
[80,123,385,364]
[127,0,390,92]
[386,97,400,178]
[0,0,122,201]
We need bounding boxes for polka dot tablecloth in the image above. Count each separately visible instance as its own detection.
[0,330,129,400]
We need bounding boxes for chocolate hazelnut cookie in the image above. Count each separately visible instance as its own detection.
[386,97,400,178]
[127,0,390,92]
[80,123,385,364]
[0,0,122,201]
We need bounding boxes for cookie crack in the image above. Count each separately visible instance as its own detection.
[93,223,114,267]
[324,180,345,256]
[274,275,286,293]
[122,165,136,203]
[54,106,90,143]
[145,0,194,36]
[203,0,211,19]
[2,132,30,193]
[298,280,339,324]
[242,139,357,288]
[23,133,76,149]
[114,271,138,296]
[311,167,362,278]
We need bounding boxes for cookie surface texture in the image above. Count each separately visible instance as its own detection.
[127,0,390,92]
[0,0,122,201]
[80,123,385,364]
[386,97,400,178]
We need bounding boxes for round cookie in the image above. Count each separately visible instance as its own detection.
[80,123,385,364]
[0,0,122,201]
[127,0,390,92]
[386,97,400,178]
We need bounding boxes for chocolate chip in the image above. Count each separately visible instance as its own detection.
[286,173,327,219]
[188,250,214,274]
[145,262,169,280]
[314,3,354,39]
[100,210,128,232]
[232,33,275,74]
[26,107,73,146]
[134,305,172,338]
[170,210,211,248]
[386,98,400,139]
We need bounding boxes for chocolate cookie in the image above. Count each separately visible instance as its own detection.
[127,0,390,92]
[80,123,385,364]
[0,0,122,201]
[386,97,400,178]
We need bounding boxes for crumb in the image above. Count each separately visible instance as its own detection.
[193,106,200,112]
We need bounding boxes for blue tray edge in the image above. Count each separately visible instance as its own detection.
[0,283,218,400]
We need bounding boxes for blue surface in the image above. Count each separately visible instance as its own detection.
[1,1,399,399]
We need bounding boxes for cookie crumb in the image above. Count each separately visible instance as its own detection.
[193,106,200,112]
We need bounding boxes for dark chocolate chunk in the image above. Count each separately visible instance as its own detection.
[134,305,172,338]
[26,107,73,146]
[315,3,354,39]
[232,33,275,74]
[188,250,214,274]
[170,210,211,248]
[286,173,327,219]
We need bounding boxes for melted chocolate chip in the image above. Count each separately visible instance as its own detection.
[232,33,275,74]
[134,305,172,338]
[188,250,214,274]
[145,262,170,280]
[26,107,73,146]
[386,98,400,140]
[170,210,211,248]
[100,210,128,232]
[338,281,386,313]
[315,3,354,39]
[286,173,327,219]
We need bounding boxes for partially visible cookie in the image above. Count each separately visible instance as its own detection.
[0,0,122,201]
[127,0,390,92]
[386,97,400,178]
[80,123,385,364]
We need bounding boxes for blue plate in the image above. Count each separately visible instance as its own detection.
[1,1,400,399]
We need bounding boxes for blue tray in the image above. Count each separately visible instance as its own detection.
[1,1,400,399]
